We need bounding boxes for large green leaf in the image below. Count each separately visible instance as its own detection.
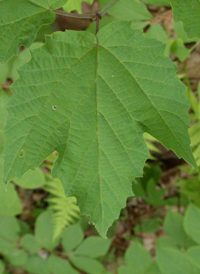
[0,0,66,63]
[3,21,195,237]
[171,0,200,39]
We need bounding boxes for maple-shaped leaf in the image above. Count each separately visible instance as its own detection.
[171,0,200,39]
[0,0,67,63]
[3,21,196,237]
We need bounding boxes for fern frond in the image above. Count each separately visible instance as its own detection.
[44,179,80,240]
[189,121,200,167]
[187,88,200,168]
[144,133,161,160]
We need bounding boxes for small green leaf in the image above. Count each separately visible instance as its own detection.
[170,38,190,62]
[0,261,5,274]
[144,262,162,274]
[184,204,200,244]
[69,255,106,274]
[62,223,84,253]
[157,246,200,274]
[47,254,79,274]
[118,241,152,274]
[24,255,50,274]
[74,236,112,258]
[21,234,41,254]
[0,216,20,244]
[164,210,195,248]
[35,210,60,251]
[15,167,46,189]
[187,246,200,269]
[4,249,28,267]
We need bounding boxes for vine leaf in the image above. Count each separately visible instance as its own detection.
[0,0,67,63]
[99,0,152,21]
[63,0,93,13]
[171,0,200,39]
[3,21,196,237]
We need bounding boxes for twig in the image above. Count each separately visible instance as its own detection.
[54,9,96,20]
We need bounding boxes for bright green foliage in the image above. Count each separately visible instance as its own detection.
[61,223,111,273]
[44,178,80,239]
[3,21,196,237]
[171,0,200,39]
[184,204,200,244]
[63,0,93,13]
[15,167,46,189]
[35,210,60,250]
[0,0,67,63]
[118,241,153,274]
[164,210,195,248]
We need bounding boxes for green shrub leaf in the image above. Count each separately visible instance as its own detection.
[171,0,200,39]
[184,204,200,244]
[118,241,152,274]
[47,255,79,274]
[62,223,84,253]
[164,210,195,248]
[3,21,196,237]
[35,210,60,250]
